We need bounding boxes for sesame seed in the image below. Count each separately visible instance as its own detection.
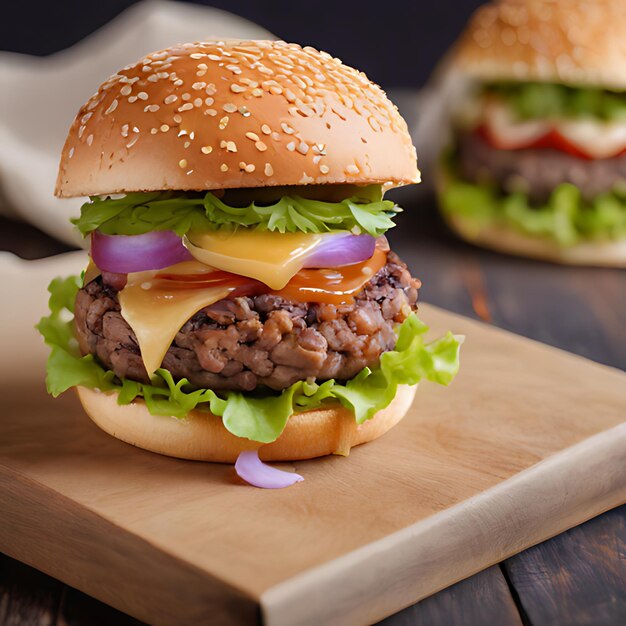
[346,164,359,174]
[281,122,294,134]
[164,94,178,104]
[181,93,191,101]
[226,141,237,152]
[297,141,309,155]
[179,159,188,168]
[193,98,203,107]
[120,85,132,96]
[147,75,158,83]
[255,141,267,152]
[160,124,170,132]
[192,82,206,90]
[190,53,204,59]
[230,84,246,93]
[206,109,217,116]
[239,107,250,116]
[127,135,139,148]
[201,146,213,154]
[150,128,158,134]
[219,116,229,129]
[264,163,273,176]
[286,141,296,151]
[86,134,94,146]
[261,124,271,135]
[173,114,182,123]
[220,163,229,172]
[78,125,85,139]
[197,63,208,71]
[137,92,148,100]
[205,84,217,95]
[104,99,118,115]
[251,88,263,97]
[174,79,184,86]
[269,86,283,95]
[128,96,138,103]
[205,97,214,106]
[319,164,330,174]
[184,141,191,148]
[178,103,194,112]
[245,132,259,141]
[223,103,237,113]
[69,147,74,158]
[144,104,160,112]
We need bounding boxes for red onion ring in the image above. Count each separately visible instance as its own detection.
[91,230,192,273]
[303,233,375,268]
[235,450,304,489]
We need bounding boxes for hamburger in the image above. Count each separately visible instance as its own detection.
[38,40,461,484]
[438,0,626,267]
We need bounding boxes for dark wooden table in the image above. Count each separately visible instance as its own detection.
[1,191,624,625]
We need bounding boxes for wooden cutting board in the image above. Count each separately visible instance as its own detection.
[0,302,624,626]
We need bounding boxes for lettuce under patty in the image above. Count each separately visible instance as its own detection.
[72,187,400,238]
[484,82,626,122]
[37,276,461,444]
[440,163,626,246]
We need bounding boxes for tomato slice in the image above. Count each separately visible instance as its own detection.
[477,124,626,160]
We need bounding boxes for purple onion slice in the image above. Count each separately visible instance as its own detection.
[235,450,304,489]
[91,230,193,273]
[303,233,376,268]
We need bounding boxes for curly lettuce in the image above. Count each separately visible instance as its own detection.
[72,186,400,239]
[37,276,462,444]
[440,162,626,246]
[485,82,626,121]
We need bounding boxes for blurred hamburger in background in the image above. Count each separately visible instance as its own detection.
[438,0,626,266]
[38,40,461,482]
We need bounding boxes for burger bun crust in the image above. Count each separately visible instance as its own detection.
[76,384,417,463]
[454,0,626,90]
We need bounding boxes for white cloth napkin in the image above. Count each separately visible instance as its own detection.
[0,0,273,246]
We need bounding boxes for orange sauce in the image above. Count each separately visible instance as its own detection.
[154,249,388,305]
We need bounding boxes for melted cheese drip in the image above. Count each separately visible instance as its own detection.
[82,258,101,285]
[184,230,324,290]
[119,262,233,375]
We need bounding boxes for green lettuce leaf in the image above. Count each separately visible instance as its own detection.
[439,160,626,246]
[485,82,626,121]
[37,276,461,444]
[72,187,400,238]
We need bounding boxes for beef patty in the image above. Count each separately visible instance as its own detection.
[74,252,420,392]
[457,131,626,202]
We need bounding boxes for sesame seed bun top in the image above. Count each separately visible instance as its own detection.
[56,40,419,197]
[453,0,626,90]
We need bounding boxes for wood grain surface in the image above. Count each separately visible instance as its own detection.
[0,250,625,625]
[1,177,625,623]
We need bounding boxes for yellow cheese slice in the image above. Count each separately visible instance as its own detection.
[183,230,324,290]
[82,258,101,285]
[119,263,233,375]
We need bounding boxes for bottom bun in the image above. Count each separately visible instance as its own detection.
[445,214,626,268]
[76,384,417,463]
